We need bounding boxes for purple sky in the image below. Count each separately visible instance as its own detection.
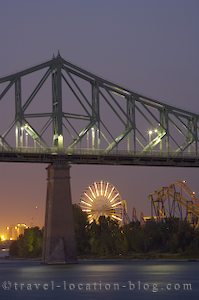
[0,0,199,228]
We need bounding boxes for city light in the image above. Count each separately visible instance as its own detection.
[0,235,5,241]
[0,224,29,241]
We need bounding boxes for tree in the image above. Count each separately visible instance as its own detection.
[87,216,127,256]
[9,227,43,258]
[73,204,90,255]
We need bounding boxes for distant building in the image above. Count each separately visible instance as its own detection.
[16,224,28,237]
[6,226,17,240]
[6,224,28,240]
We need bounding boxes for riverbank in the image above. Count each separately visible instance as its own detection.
[78,252,199,260]
[1,252,199,262]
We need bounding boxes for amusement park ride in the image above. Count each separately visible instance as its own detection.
[80,180,199,228]
[80,180,129,225]
[149,180,199,228]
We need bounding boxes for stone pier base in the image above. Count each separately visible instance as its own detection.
[42,163,77,264]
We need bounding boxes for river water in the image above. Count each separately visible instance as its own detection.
[0,259,198,300]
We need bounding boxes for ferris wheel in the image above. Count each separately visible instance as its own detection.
[80,180,124,224]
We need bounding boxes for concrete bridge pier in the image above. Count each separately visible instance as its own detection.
[42,163,77,264]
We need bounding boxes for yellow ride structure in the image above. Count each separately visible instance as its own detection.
[148,180,199,228]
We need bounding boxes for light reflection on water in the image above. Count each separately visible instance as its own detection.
[0,260,198,300]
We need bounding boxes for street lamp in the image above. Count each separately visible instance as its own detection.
[148,129,159,152]
[148,130,153,142]
[148,130,153,152]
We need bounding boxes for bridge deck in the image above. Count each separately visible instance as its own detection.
[0,149,199,167]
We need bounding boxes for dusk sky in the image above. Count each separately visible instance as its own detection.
[0,0,199,229]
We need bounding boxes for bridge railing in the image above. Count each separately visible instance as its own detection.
[0,146,198,158]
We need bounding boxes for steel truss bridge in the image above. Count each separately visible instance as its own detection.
[149,181,199,228]
[1,54,199,264]
[0,53,199,166]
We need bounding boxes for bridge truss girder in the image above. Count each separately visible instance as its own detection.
[0,53,199,163]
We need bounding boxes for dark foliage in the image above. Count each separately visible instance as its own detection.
[9,227,43,258]
[9,207,199,258]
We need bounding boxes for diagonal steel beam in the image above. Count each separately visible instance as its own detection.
[23,68,52,112]
[62,73,92,118]
[0,80,15,101]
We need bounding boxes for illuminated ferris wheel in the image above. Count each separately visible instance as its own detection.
[80,180,124,224]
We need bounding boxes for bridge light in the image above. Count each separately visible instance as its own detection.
[58,135,63,147]
[182,180,186,183]
[148,130,153,135]
[154,129,158,133]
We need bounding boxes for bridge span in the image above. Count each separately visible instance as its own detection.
[1,54,199,263]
